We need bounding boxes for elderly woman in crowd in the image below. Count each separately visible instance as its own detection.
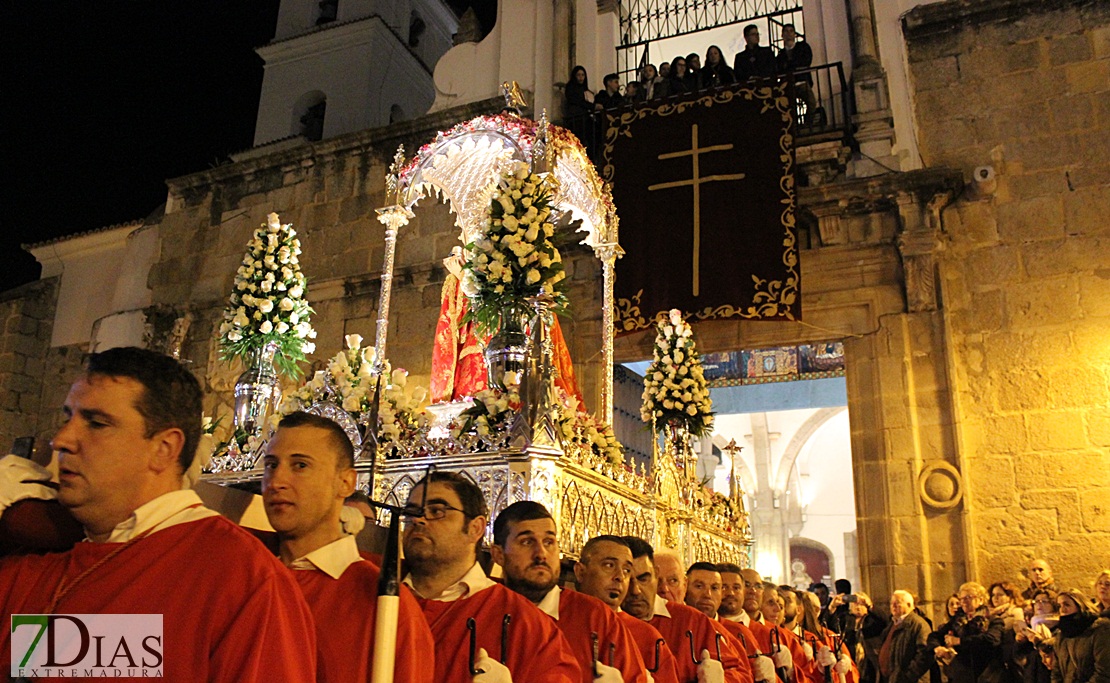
[1015,589,1058,683]
[1049,589,1110,683]
[1094,570,1110,618]
[928,582,1007,683]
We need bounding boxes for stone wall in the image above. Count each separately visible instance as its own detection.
[0,278,64,448]
[904,0,1110,591]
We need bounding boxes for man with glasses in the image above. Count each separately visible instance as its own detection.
[734,24,776,82]
[262,411,434,682]
[401,471,580,682]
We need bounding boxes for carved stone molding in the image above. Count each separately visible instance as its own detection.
[917,460,963,510]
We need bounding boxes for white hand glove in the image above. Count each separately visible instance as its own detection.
[646,672,654,683]
[802,642,814,661]
[816,645,836,668]
[593,661,623,682]
[0,455,56,511]
[340,505,367,535]
[754,655,777,682]
[697,649,725,683]
[771,648,794,671]
[472,648,513,683]
[833,657,851,675]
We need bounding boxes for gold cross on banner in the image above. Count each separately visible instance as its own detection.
[647,124,746,296]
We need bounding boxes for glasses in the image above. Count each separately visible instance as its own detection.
[403,503,466,521]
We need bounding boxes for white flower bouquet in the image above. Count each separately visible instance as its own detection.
[278,335,429,449]
[451,385,521,442]
[462,161,568,334]
[640,309,714,437]
[556,392,625,468]
[218,213,316,377]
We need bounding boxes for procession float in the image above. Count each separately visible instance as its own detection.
[202,85,751,566]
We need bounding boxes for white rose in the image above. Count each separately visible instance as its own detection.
[258,299,274,314]
[302,341,316,354]
[279,297,294,312]
[260,320,273,334]
[260,280,272,292]
[345,334,363,350]
[276,321,290,334]
[289,284,304,298]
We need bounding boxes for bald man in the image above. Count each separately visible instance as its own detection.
[1021,559,1057,601]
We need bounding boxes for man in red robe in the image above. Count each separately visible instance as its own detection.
[0,347,316,681]
[684,562,756,683]
[718,563,776,683]
[490,502,649,683]
[401,471,581,682]
[755,583,818,683]
[621,537,747,683]
[573,535,682,683]
[261,411,434,683]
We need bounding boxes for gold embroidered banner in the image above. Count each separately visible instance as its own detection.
[601,82,799,333]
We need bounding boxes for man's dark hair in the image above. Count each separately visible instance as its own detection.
[834,579,852,594]
[86,346,202,472]
[581,535,629,562]
[493,500,553,547]
[687,561,719,575]
[346,490,371,505]
[278,411,355,469]
[622,536,654,561]
[810,582,829,592]
[718,562,744,575]
[782,23,796,31]
[743,24,759,37]
[603,73,620,85]
[413,471,488,521]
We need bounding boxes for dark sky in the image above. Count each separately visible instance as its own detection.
[0,0,281,292]
[0,0,493,294]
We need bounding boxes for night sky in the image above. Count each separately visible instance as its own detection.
[0,0,282,291]
[0,0,494,294]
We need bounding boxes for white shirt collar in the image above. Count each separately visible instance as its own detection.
[99,489,216,543]
[724,611,749,625]
[537,586,561,619]
[403,561,495,601]
[654,594,672,619]
[288,534,362,580]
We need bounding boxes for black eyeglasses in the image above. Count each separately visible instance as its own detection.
[403,503,466,521]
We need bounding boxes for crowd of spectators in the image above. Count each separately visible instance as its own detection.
[798,560,1110,683]
[564,22,824,154]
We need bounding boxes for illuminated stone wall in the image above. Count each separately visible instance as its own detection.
[904,0,1110,589]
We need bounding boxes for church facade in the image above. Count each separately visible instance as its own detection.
[1,0,1107,615]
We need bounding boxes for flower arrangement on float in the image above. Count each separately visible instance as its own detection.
[556,391,625,469]
[450,385,521,442]
[218,213,316,377]
[461,161,567,334]
[641,309,714,436]
[277,335,429,448]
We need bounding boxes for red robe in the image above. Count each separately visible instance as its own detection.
[720,618,762,658]
[752,622,818,683]
[293,559,434,683]
[553,588,649,683]
[709,618,755,683]
[618,611,681,683]
[416,583,581,683]
[804,628,858,683]
[0,516,316,681]
[649,600,746,683]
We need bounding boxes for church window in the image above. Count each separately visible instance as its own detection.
[316,0,338,26]
[409,11,426,47]
[292,91,327,141]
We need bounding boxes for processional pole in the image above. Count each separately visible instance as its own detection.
[372,145,414,375]
[592,195,622,426]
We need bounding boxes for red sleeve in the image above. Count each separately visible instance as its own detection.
[713,621,753,683]
[609,618,651,683]
[653,641,681,683]
[209,566,317,683]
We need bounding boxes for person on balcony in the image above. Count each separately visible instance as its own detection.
[775,24,819,123]
[734,24,776,82]
[700,45,737,89]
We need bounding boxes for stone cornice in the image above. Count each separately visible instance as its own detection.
[799,168,964,213]
[902,0,1103,39]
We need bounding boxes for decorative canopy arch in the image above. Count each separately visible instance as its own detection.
[396,112,617,249]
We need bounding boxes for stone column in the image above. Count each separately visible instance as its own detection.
[845,0,899,178]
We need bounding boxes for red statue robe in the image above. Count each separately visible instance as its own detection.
[0,516,317,682]
[430,273,583,404]
[415,582,581,683]
[546,588,649,683]
[618,611,681,683]
[648,598,747,683]
[293,558,435,683]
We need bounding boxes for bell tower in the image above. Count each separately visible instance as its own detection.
[252,0,458,145]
